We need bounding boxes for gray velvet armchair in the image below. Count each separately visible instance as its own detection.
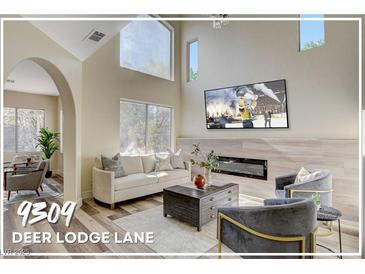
[275,169,332,207]
[6,160,48,200]
[217,198,317,258]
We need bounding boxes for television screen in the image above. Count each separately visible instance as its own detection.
[204,79,289,129]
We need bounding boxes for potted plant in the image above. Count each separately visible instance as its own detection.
[311,192,321,210]
[190,143,219,186]
[36,127,60,178]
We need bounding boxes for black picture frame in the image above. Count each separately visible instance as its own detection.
[204,79,289,130]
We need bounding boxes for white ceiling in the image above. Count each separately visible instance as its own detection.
[29,20,131,61]
[5,59,59,96]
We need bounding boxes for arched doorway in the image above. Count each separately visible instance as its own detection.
[3,57,80,205]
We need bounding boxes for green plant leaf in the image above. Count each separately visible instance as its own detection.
[36,127,60,160]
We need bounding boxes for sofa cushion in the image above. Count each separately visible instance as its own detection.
[101,155,125,178]
[114,173,158,191]
[155,169,189,183]
[141,154,156,173]
[120,156,144,175]
[168,148,185,169]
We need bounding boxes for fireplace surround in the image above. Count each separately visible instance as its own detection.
[215,156,268,180]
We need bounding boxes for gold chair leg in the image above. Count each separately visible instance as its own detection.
[110,203,115,210]
[217,214,222,259]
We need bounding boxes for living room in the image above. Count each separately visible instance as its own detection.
[1,14,363,259]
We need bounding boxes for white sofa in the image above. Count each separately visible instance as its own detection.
[92,155,191,208]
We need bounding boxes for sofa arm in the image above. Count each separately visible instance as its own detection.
[184,161,192,179]
[92,167,115,204]
[275,172,297,190]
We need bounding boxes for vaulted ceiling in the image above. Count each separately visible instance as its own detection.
[29,19,132,61]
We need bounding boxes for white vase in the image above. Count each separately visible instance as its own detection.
[204,168,213,186]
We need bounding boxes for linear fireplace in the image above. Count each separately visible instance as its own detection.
[215,156,268,180]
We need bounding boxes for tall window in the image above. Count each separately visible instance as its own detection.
[299,14,325,51]
[120,100,172,154]
[3,108,16,152]
[120,15,174,80]
[187,40,198,82]
[3,107,45,152]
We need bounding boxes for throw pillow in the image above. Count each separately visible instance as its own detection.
[155,154,173,171]
[298,170,322,184]
[101,155,125,178]
[112,153,120,160]
[141,154,157,173]
[295,167,310,184]
[94,157,103,169]
[168,148,185,169]
[119,155,144,175]
[295,167,322,184]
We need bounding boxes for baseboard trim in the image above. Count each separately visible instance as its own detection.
[82,191,92,199]
[77,197,83,208]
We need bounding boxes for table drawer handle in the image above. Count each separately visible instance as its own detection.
[210,206,216,210]
[228,198,232,202]
[210,197,214,201]
[228,190,232,194]
[210,214,215,219]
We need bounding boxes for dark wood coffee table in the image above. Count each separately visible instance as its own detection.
[163,183,239,231]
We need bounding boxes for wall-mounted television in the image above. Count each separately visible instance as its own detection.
[204,79,289,129]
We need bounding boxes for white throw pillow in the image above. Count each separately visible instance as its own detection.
[295,167,322,184]
[120,155,144,175]
[295,167,310,184]
[94,157,103,169]
[168,148,185,169]
[141,154,157,173]
[155,154,173,171]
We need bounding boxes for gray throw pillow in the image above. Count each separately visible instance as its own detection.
[155,154,173,171]
[168,148,185,169]
[101,155,125,178]
[112,153,120,160]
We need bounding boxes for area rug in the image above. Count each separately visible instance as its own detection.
[3,177,63,208]
[113,194,262,257]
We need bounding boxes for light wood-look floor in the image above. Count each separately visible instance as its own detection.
[3,176,360,259]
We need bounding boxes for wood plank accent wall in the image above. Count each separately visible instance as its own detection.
[176,138,359,224]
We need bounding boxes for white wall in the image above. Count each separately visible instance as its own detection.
[81,21,181,195]
[180,20,359,139]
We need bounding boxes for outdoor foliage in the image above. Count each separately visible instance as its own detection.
[120,101,171,154]
[302,39,324,51]
[3,107,45,152]
[120,15,171,80]
[189,67,198,81]
[3,107,16,152]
